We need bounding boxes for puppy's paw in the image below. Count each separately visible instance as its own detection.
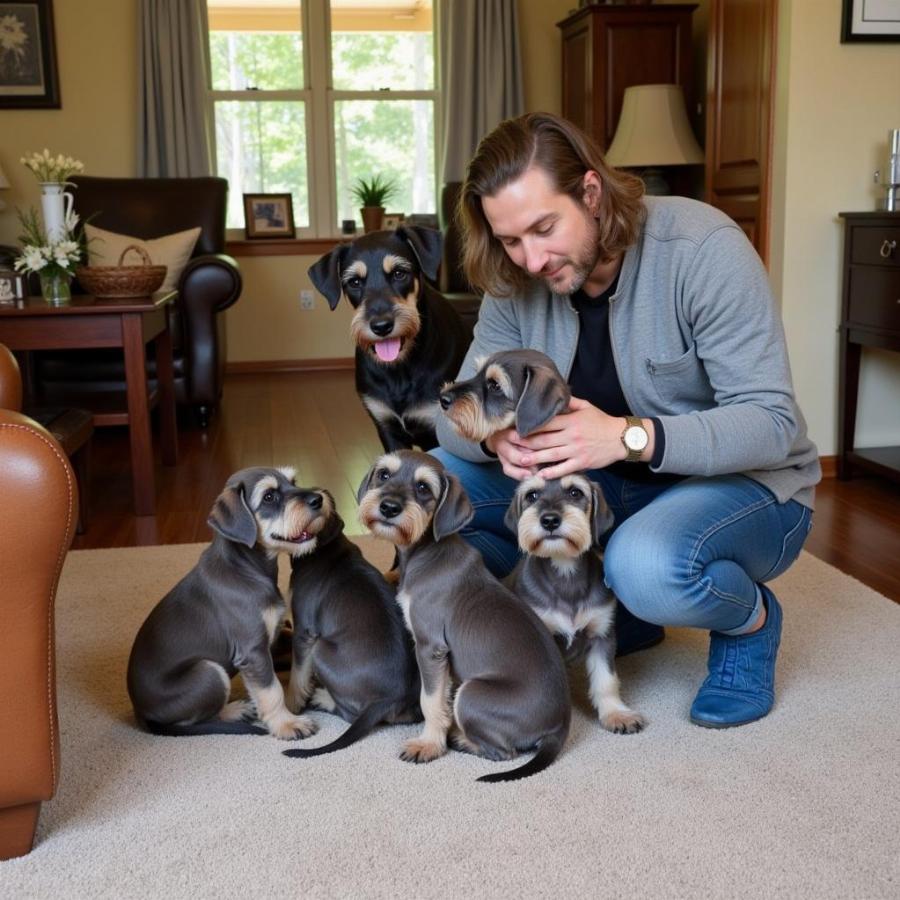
[269,714,318,741]
[284,687,310,715]
[400,737,446,764]
[310,687,337,712]
[219,699,257,723]
[600,709,645,734]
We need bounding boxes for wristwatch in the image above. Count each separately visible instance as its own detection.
[621,416,649,462]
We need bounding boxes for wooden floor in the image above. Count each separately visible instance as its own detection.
[72,370,900,604]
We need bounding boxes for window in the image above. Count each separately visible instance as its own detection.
[207,0,438,237]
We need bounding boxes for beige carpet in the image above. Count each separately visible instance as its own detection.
[2,541,899,899]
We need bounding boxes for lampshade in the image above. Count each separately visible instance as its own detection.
[605,84,704,168]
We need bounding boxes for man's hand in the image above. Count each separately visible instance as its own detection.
[486,397,655,481]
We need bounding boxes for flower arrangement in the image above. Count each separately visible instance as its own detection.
[20,148,84,184]
[13,207,86,303]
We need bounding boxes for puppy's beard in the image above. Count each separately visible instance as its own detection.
[350,303,421,365]
[518,508,591,558]
[358,493,430,547]
[263,498,330,557]
[443,394,513,442]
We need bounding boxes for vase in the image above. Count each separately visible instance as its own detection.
[40,182,75,242]
[39,270,73,305]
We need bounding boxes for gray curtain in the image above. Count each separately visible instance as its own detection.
[137,0,213,177]
[439,0,525,185]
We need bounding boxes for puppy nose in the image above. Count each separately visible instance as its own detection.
[370,318,393,337]
[540,512,561,532]
[306,492,323,510]
[379,498,403,519]
[439,391,453,410]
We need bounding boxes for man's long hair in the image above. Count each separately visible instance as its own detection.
[459,112,645,298]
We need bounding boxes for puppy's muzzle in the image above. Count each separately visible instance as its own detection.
[379,497,403,519]
[540,512,561,533]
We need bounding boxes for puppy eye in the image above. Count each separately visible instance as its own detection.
[391,269,409,282]
[525,490,539,503]
[377,468,390,482]
[415,481,432,497]
[568,487,584,499]
[485,378,502,393]
[345,276,362,290]
[262,490,277,503]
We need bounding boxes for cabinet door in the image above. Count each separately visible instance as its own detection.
[705,0,777,265]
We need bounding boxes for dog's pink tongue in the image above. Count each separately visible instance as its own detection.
[374,338,401,362]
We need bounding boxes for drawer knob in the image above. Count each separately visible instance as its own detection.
[880,239,897,258]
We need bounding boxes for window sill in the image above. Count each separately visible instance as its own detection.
[225,237,345,257]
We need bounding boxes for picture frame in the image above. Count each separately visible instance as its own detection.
[0,268,27,304]
[0,0,61,109]
[242,192,296,239]
[841,0,900,42]
[382,212,405,231]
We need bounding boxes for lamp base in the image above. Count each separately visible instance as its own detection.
[639,168,671,196]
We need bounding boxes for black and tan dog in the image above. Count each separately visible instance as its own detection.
[309,226,471,451]
[439,349,571,442]
[505,473,645,734]
[358,450,571,783]
[279,490,421,759]
[127,467,323,739]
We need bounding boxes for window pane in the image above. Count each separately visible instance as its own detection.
[330,0,433,91]
[208,1,303,90]
[215,100,309,230]
[334,99,435,230]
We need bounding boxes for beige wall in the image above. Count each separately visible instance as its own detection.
[770,0,900,455]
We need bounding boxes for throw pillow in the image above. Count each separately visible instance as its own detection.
[84,224,202,293]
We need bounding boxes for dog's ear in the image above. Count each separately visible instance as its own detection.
[207,485,258,547]
[396,225,442,284]
[433,473,474,541]
[308,244,348,310]
[316,489,344,545]
[503,490,524,537]
[356,464,378,505]
[514,363,572,437]
[590,481,615,546]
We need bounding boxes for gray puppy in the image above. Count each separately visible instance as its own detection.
[358,449,571,783]
[505,473,645,734]
[127,467,320,739]
[439,349,571,441]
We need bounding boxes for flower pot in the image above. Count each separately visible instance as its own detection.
[360,206,385,233]
[39,269,73,305]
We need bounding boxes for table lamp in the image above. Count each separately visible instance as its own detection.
[605,84,704,195]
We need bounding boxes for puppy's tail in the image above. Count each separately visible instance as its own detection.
[476,724,568,784]
[143,718,267,737]
[282,698,397,759]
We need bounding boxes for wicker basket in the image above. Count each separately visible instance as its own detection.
[75,244,167,299]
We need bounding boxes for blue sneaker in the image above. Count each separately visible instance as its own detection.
[615,600,665,657]
[690,587,782,728]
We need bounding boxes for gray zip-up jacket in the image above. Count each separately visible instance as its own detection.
[435,195,821,509]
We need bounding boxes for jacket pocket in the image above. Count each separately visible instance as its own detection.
[645,344,713,407]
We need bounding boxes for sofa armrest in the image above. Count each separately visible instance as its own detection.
[0,343,23,411]
[179,254,242,314]
[0,409,77,859]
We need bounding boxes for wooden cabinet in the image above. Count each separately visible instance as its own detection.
[557,4,697,151]
[838,212,900,482]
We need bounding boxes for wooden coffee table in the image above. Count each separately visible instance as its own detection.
[0,292,178,516]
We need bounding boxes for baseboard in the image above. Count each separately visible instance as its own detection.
[226,357,354,374]
[819,455,837,478]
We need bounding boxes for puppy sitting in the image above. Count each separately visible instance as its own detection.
[309,226,471,451]
[127,467,321,739]
[279,489,421,759]
[439,349,570,442]
[358,450,571,783]
[505,474,644,734]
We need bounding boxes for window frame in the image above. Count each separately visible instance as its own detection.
[207,0,441,240]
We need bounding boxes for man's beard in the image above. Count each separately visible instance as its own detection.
[541,218,603,296]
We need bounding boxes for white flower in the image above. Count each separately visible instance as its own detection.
[17,246,49,272]
[57,240,79,256]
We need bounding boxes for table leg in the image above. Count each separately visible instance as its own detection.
[155,319,178,466]
[837,336,861,481]
[122,313,156,516]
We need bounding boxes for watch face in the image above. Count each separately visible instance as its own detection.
[624,425,649,452]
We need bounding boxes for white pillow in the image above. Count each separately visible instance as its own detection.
[84,224,202,293]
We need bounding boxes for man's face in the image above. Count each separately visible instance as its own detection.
[481,165,602,296]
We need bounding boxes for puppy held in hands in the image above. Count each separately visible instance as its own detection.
[280,489,421,759]
[439,349,571,442]
[358,450,571,783]
[505,473,645,735]
[127,467,320,740]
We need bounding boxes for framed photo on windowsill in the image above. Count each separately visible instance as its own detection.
[243,193,296,239]
[0,0,61,109]
[841,0,900,42]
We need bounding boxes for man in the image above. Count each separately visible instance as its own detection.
[433,112,820,728]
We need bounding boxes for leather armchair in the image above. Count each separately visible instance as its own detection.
[33,176,243,427]
[0,343,77,860]
[439,181,481,334]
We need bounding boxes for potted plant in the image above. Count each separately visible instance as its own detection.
[351,174,397,233]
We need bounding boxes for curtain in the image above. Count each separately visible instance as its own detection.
[137,0,213,177]
[438,0,525,185]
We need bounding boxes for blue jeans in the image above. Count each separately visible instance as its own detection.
[430,449,813,636]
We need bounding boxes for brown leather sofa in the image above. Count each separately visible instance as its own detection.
[439,181,481,334]
[0,343,77,860]
[27,176,243,428]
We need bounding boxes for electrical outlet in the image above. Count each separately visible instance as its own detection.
[300,290,315,310]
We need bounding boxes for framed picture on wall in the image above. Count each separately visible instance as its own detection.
[841,0,900,42]
[0,0,61,108]
[242,193,296,239]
